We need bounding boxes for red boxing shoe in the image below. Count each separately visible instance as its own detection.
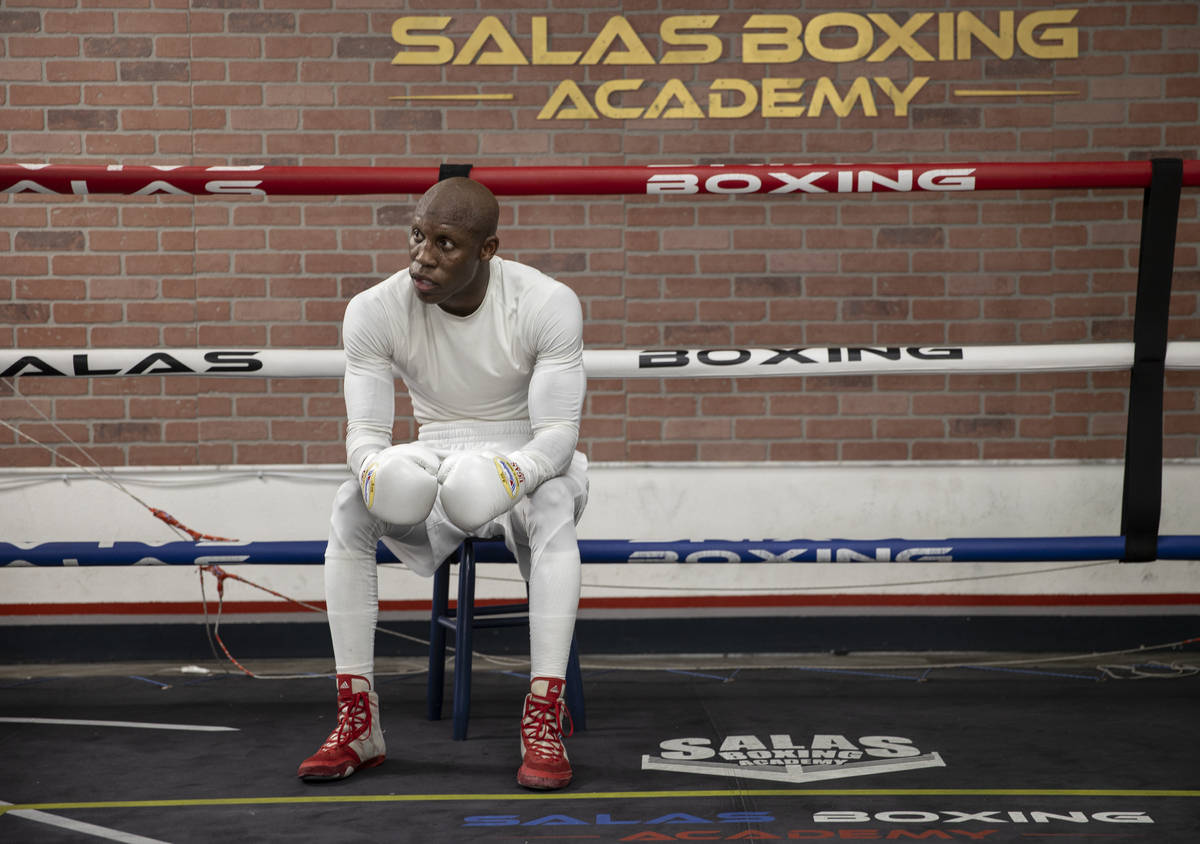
[297,674,386,781]
[516,676,574,790]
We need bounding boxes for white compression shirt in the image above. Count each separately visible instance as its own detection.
[341,257,586,487]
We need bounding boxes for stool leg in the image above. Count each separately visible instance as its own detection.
[565,636,586,731]
[427,558,450,721]
[452,540,476,741]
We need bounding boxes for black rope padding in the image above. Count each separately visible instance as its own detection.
[1120,158,1183,562]
[438,163,474,181]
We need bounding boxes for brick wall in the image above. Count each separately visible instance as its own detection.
[1,1,1198,468]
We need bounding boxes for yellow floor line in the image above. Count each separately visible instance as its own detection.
[4,788,1199,814]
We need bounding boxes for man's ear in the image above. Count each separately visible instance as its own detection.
[480,234,499,261]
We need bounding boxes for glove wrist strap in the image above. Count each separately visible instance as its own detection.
[508,450,541,493]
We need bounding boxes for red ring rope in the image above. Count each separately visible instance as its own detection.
[3,160,1198,197]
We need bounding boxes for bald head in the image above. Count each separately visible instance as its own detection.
[415,178,499,245]
[407,177,501,315]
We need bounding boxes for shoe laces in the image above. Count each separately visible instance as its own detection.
[522,692,574,759]
[320,690,371,751]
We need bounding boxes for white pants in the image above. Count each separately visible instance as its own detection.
[324,431,588,684]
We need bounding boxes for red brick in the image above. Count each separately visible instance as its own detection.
[770,442,839,460]
[270,325,340,347]
[842,442,910,461]
[806,419,873,440]
[91,326,161,347]
[126,255,196,276]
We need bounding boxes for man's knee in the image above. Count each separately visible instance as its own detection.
[529,477,577,520]
[518,477,581,550]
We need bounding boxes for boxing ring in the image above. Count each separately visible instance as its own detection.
[0,157,1197,679]
[2,159,1200,843]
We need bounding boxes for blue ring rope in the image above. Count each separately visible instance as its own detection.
[2,536,1198,566]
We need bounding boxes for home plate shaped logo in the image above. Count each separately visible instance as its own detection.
[642,733,946,783]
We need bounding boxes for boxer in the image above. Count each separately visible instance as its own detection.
[297,177,588,790]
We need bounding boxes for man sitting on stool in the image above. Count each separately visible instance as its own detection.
[297,177,588,790]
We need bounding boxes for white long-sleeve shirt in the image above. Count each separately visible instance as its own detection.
[341,257,585,487]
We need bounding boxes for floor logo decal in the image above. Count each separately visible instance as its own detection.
[642,732,945,783]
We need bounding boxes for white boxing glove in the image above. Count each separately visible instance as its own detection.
[359,442,441,525]
[437,449,539,533]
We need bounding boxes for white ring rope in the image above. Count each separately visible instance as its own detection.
[4,342,1200,381]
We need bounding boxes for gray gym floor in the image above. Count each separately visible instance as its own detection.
[1,652,1197,842]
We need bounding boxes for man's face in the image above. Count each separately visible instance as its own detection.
[408,204,496,316]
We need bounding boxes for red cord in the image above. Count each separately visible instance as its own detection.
[198,563,326,677]
[151,508,237,542]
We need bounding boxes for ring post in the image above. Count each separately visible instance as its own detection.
[1120,158,1183,562]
